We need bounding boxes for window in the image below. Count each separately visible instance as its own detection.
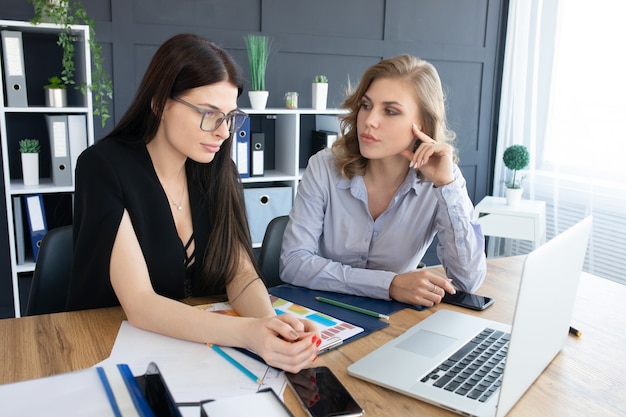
[495,0,626,284]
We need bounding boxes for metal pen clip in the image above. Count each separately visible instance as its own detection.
[318,336,343,354]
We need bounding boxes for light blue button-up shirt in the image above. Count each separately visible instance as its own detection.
[280,149,486,300]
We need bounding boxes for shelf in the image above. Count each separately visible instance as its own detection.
[10,179,74,195]
[241,107,347,115]
[0,20,94,318]
[15,262,35,274]
[236,109,345,247]
[2,106,90,113]
[242,172,295,183]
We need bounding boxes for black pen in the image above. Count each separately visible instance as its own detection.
[569,326,582,337]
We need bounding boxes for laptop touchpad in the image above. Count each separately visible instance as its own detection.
[397,329,456,357]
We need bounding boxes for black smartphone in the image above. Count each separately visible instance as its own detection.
[136,362,183,417]
[285,366,364,417]
[442,290,494,311]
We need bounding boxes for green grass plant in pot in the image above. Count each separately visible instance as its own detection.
[312,75,328,110]
[502,144,530,206]
[244,34,271,110]
[19,138,41,186]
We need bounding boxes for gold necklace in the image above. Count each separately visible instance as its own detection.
[162,166,186,211]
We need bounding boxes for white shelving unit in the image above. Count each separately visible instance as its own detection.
[238,108,347,247]
[0,20,94,317]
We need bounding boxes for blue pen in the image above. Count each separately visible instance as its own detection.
[209,343,262,385]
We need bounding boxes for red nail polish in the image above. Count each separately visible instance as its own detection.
[312,355,318,362]
[315,338,322,347]
[310,376,316,382]
[312,335,318,343]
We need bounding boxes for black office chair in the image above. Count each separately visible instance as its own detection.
[257,215,289,288]
[26,225,73,316]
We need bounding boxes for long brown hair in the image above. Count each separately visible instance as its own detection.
[106,33,257,293]
[332,54,457,179]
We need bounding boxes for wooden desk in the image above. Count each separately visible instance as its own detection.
[1,257,624,416]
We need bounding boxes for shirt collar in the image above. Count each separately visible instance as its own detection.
[341,168,425,202]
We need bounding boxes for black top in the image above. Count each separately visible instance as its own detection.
[66,138,212,310]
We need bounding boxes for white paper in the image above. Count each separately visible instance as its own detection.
[4,36,24,76]
[52,121,68,157]
[102,321,287,404]
[26,196,45,231]
[0,367,117,417]
[200,390,292,417]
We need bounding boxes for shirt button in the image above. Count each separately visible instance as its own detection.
[361,256,366,261]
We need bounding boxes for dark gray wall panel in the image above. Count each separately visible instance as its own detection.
[459,164,479,199]
[264,52,379,109]
[264,0,385,40]
[387,0,489,47]
[131,0,260,30]
[435,60,483,155]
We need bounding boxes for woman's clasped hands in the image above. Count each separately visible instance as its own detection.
[247,313,321,373]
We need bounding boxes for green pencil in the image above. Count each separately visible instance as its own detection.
[315,296,390,320]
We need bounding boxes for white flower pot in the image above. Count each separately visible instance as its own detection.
[21,153,40,186]
[248,91,269,110]
[312,83,328,110]
[505,187,523,206]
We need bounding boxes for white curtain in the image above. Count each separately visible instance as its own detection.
[494,0,626,284]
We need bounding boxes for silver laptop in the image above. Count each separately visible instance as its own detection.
[348,216,592,417]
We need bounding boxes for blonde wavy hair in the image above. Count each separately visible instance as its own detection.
[332,54,457,179]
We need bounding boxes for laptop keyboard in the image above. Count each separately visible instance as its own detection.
[420,328,510,402]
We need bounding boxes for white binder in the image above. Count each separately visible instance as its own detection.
[1,30,28,107]
[24,194,48,262]
[12,196,25,265]
[68,114,88,185]
[250,132,264,176]
[45,115,73,186]
[235,117,250,178]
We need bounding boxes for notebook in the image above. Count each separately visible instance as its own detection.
[348,216,592,417]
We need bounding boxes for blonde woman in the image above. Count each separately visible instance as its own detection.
[281,55,486,307]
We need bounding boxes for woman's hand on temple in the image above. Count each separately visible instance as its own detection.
[401,124,455,187]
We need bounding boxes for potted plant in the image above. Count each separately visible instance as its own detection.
[244,34,271,110]
[44,76,67,107]
[19,139,41,186]
[28,0,113,127]
[312,75,328,110]
[502,144,530,206]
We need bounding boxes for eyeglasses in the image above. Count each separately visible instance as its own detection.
[172,96,248,134]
